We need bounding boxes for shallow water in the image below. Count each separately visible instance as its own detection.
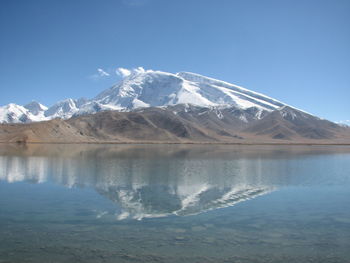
[0,144,350,263]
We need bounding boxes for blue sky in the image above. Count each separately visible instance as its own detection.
[0,0,349,122]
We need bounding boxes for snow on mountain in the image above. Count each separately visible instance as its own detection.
[176,72,285,110]
[24,101,48,115]
[337,120,350,127]
[44,98,80,119]
[94,70,286,112]
[0,102,49,123]
[0,104,29,123]
[0,69,289,123]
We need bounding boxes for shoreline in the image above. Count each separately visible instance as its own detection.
[1,141,350,146]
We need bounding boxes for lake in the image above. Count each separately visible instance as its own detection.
[0,144,350,263]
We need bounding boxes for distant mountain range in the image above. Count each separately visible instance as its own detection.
[0,70,349,144]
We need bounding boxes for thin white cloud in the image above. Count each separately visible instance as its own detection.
[116,67,132,78]
[97,68,110,77]
[116,67,147,78]
[135,66,146,74]
[90,66,149,81]
[336,120,350,126]
[90,68,111,80]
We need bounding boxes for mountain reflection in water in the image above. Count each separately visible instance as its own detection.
[1,144,349,220]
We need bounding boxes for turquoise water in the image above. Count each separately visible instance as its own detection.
[0,144,350,262]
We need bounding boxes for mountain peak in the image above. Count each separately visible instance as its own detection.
[24,101,48,115]
[93,69,287,113]
[44,98,79,118]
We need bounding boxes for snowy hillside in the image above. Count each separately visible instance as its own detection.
[0,69,287,123]
[94,69,285,111]
[0,102,48,124]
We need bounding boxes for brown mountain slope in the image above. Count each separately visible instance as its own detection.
[163,104,268,137]
[0,119,90,143]
[0,106,349,144]
[66,109,214,142]
[244,106,348,141]
[0,108,228,143]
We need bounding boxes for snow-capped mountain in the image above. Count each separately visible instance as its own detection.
[0,104,31,123]
[24,101,48,115]
[45,98,80,119]
[0,102,48,124]
[94,70,285,111]
[0,69,291,124]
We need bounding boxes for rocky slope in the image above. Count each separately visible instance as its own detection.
[244,106,347,141]
[0,105,349,144]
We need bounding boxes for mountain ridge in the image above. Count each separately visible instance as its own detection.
[0,70,289,124]
[1,104,349,144]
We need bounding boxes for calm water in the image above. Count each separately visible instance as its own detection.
[0,144,350,263]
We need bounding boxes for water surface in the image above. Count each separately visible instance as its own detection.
[0,144,350,263]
